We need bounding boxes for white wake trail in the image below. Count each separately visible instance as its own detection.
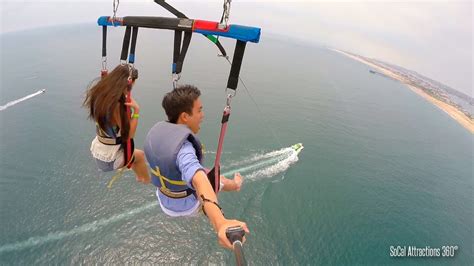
[0,89,45,111]
[0,203,156,254]
[222,146,299,181]
[226,147,294,168]
[0,145,302,253]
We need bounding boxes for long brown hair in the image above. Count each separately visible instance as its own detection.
[83,64,137,140]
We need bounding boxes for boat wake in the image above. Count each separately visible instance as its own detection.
[0,89,46,111]
[0,144,303,253]
[222,145,302,181]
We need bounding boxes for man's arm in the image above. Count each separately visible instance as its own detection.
[192,170,249,249]
[177,141,249,249]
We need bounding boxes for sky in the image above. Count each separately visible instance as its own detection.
[1,0,472,96]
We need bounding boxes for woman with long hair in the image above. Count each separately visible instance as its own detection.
[84,64,150,183]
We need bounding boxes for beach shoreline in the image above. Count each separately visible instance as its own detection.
[331,48,474,134]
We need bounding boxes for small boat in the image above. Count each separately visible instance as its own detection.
[291,143,304,154]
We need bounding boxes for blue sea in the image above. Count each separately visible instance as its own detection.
[0,24,472,265]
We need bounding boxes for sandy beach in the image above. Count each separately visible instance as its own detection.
[331,49,474,134]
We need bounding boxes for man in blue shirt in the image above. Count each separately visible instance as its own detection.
[144,85,246,249]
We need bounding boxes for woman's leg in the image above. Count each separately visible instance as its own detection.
[131,149,150,183]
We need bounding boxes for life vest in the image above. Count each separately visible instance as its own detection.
[144,121,203,198]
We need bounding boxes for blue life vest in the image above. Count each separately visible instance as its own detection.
[144,121,203,195]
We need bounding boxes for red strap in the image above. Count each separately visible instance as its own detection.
[212,108,231,193]
[125,89,134,168]
[101,70,108,78]
[193,20,229,32]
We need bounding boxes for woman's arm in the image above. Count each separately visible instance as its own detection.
[125,97,140,139]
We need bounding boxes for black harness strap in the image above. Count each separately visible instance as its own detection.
[173,31,182,65]
[101,26,108,77]
[227,40,247,90]
[154,0,187,18]
[102,26,107,58]
[173,31,192,75]
[120,26,132,62]
[128,26,139,64]
[215,41,227,58]
[154,0,227,59]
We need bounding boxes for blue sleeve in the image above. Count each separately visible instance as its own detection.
[176,140,205,190]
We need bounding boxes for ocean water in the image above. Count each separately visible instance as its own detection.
[0,24,472,265]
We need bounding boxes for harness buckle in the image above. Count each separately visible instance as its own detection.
[128,63,135,76]
[101,56,107,71]
[172,73,181,89]
[225,90,235,107]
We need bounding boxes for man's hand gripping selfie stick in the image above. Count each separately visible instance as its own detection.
[226,226,247,266]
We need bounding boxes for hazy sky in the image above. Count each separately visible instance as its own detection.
[1,0,472,96]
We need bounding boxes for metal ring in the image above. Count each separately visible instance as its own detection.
[101,56,107,70]
[225,88,237,98]
[172,73,181,89]
[226,92,235,106]
[112,0,120,26]
[172,73,181,81]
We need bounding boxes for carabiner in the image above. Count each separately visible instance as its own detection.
[172,73,181,89]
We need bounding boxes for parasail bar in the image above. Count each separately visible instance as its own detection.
[98,16,260,43]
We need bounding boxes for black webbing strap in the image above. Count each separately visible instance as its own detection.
[227,40,247,90]
[129,27,139,64]
[173,31,182,67]
[102,26,107,57]
[154,0,227,59]
[154,0,187,18]
[101,25,108,77]
[120,26,132,61]
[216,41,227,58]
[173,31,192,75]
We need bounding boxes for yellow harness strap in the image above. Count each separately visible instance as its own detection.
[150,167,187,189]
[107,167,127,188]
[106,155,135,189]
